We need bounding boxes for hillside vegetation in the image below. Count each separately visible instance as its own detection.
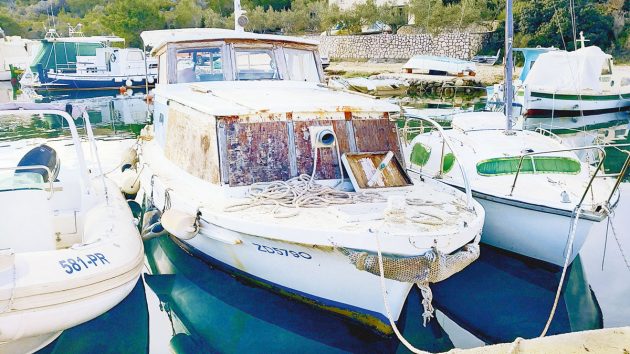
[0,0,627,58]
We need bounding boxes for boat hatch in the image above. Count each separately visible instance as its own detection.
[476,156,582,176]
[342,152,413,191]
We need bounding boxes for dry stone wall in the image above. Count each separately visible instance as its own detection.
[313,33,488,60]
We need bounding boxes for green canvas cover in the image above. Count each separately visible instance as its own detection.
[477,156,581,176]
[30,41,102,72]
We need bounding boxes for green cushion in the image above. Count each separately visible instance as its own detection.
[410,143,431,166]
[442,152,455,173]
[477,156,581,176]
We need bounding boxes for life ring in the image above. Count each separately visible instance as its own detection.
[110,53,117,63]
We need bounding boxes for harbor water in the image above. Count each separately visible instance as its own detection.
[2,83,629,353]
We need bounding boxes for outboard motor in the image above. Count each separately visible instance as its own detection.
[16,144,60,182]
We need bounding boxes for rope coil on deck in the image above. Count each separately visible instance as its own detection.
[224,174,386,217]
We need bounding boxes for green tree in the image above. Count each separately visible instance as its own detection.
[100,0,166,47]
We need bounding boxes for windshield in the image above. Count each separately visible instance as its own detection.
[176,47,224,83]
[235,49,279,80]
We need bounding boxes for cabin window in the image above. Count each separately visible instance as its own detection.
[235,49,278,80]
[284,48,319,82]
[127,51,143,62]
[476,156,581,176]
[176,47,224,83]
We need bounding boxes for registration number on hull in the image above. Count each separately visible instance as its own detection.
[59,253,110,274]
[252,243,312,259]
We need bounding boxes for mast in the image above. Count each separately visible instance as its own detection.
[504,0,514,133]
[234,0,246,32]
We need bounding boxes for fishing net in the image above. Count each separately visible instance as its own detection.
[338,243,480,325]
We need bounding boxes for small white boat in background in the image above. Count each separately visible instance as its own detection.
[471,49,500,65]
[403,55,476,76]
[0,28,39,81]
[329,77,409,96]
[520,45,630,118]
[0,103,143,353]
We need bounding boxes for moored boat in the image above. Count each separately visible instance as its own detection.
[403,2,628,268]
[0,103,144,353]
[20,26,157,90]
[129,28,485,334]
[403,55,477,76]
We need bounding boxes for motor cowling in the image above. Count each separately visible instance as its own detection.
[16,144,60,182]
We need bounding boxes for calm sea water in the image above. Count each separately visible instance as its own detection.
[2,84,629,353]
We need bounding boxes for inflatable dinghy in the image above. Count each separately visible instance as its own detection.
[0,103,144,353]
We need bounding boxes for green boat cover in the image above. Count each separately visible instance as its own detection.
[476,156,581,176]
[30,41,103,73]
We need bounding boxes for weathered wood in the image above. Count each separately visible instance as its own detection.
[292,120,352,179]
[343,152,412,189]
[352,119,403,163]
[226,121,291,186]
[165,102,221,184]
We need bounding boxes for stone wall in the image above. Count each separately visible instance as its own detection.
[313,32,488,60]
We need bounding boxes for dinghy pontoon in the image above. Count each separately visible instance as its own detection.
[0,103,144,353]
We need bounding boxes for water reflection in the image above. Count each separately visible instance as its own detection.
[432,246,602,344]
[38,279,150,354]
[142,235,603,352]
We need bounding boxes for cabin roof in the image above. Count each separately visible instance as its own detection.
[154,81,399,116]
[141,28,319,53]
[42,36,125,43]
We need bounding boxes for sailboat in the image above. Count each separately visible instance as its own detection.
[403,0,628,267]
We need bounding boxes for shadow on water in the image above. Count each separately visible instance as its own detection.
[432,246,602,345]
[143,235,603,353]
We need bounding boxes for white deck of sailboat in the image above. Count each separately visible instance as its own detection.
[417,112,620,212]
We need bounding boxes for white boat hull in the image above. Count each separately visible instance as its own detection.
[522,90,630,117]
[474,192,595,267]
[170,220,414,333]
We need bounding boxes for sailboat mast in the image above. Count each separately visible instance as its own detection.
[505,0,514,132]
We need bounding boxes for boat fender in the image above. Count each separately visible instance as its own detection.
[161,209,199,240]
[120,169,140,195]
[125,79,133,87]
[148,76,155,84]
[121,147,138,167]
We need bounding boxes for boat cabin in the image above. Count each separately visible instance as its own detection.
[141,29,404,190]
[142,29,325,84]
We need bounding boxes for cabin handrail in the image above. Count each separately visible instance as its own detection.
[0,165,54,199]
[400,116,474,209]
[508,146,614,211]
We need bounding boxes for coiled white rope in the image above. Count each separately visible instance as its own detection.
[224,174,386,217]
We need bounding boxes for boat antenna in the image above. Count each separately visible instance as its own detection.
[234,0,248,32]
[504,0,514,134]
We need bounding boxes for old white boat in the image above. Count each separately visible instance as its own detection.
[131,28,485,334]
[404,2,627,268]
[0,103,144,353]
